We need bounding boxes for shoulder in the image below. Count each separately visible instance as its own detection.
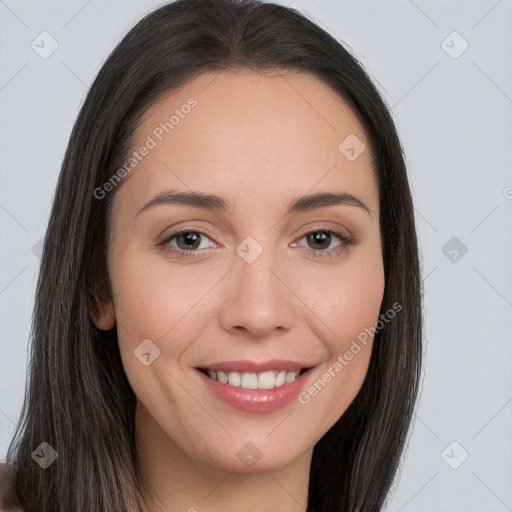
[0,462,23,512]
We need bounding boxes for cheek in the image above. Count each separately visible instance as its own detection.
[325,247,384,366]
[108,254,211,417]
[108,253,205,391]
[327,260,384,340]
[110,253,205,342]
[109,248,232,399]
[294,248,384,431]
[300,240,385,348]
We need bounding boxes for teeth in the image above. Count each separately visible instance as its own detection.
[228,371,241,386]
[275,370,286,387]
[258,370,275,390]
[285,371,296,383]
[203,369,301,389]
[241,372,258,389]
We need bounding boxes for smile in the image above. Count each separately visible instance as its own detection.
[198,368,307,390]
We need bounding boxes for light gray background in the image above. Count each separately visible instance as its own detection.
[1,0,511,510]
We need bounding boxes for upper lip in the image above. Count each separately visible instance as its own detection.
[197,359,314,373]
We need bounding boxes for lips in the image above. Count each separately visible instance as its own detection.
[196,359,314,392]
[196,363,315,413]
[198,359,311,373]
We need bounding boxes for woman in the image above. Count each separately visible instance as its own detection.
[2,0,422,510]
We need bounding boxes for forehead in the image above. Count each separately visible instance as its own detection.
[118,69,377,217]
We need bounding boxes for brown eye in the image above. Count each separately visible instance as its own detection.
[306,231,333,251]
[175,232,203,251]
[157,230,215,257]
[293,228,355,260]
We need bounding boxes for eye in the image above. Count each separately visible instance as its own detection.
[157,227,355,259]
[157,230,215,257]
[293,228,355,258]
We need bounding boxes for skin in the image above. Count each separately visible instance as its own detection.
[91,69,384,512]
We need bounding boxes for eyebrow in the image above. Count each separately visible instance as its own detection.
[136,189,372,218]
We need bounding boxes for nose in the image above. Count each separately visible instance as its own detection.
[218,241,296,339]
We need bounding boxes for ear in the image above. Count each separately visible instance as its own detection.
[90,298,116,331]
[90,275,116,331]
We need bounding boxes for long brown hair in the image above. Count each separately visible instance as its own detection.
[6,1,423,510]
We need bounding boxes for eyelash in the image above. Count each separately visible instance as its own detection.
[156,227,356,260]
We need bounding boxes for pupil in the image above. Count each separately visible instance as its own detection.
[309,232,329,250]
[178,232,200,250]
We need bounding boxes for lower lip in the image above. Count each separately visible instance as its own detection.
[196,368,313,413]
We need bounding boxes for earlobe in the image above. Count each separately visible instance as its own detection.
[90,274,116,330]
[90,300,116,331]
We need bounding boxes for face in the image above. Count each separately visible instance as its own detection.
[93,69,384,475]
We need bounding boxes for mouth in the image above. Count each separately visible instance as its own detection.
[197,367,311,390]
[195,361,317,413]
